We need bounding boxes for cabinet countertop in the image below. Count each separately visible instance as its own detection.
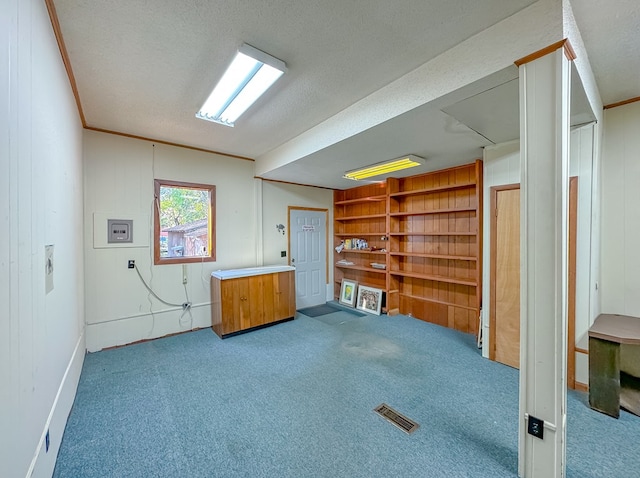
[211,265,295,280]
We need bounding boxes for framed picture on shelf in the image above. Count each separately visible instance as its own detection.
[339,279,358,307]
[356,285,383,315]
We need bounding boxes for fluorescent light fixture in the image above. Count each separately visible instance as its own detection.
[196,44,286,127]
[344,155,425,180]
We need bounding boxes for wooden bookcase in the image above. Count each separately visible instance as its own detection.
[333,160,482,335]
[334,182,389,311]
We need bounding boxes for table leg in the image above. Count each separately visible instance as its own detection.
[589,337,620,418]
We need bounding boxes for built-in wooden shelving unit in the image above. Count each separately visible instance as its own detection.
[334,183,389,310]
[333,160,483,335]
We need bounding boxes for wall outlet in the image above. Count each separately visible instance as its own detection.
[281,250,286,257]
[128,260,135,269]
[527,415,544,439]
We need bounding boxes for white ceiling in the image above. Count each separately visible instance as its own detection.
[53,0,640,189]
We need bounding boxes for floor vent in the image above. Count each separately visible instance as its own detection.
[374,403,420,434]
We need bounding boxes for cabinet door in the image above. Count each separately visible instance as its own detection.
[221,278,251,334]
[250,274,271,327]
[273,271,296,320]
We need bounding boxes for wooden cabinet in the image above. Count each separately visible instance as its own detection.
[334,183,389,311]
[333,160,483,335]
[211,267,296,338]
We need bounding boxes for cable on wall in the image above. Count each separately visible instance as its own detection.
[200,255,211,287]
[146,143,158,336]
[135,264,184,307]
[146,142,193,330]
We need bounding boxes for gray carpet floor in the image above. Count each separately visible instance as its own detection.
[54,310,640,477]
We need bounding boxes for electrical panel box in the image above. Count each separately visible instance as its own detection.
[107,219,133,243]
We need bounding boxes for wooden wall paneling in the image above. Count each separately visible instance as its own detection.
[448,306,456,329]
[431,300,448,327]
[454,307,469,333]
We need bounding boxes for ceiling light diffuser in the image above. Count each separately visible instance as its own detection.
[196,44,286,127]
[344,155,425,180]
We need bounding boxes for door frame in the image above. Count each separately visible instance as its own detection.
[567,176,578,389]
[489,180,578,387]
[287,206,330,299]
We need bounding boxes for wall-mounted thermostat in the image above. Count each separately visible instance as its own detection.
[107,219,133,243]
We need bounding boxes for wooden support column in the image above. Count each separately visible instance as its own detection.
[517,41,573,478]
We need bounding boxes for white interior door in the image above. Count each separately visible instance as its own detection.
[289,209,327,309]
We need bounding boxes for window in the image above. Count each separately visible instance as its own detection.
[154,179,216,265]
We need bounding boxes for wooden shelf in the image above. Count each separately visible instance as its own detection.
[334,279,388,289]
[390,252,476,261]
[336,232,388,237]
[389,231,476,236]
[389,181,476,197]
[389,270,477,286]
[339,249,387,255]
[336,213,386,221]
[390,207,476,216]
[336,264,387,274]
[335,195,386,205]
[399,293,477,311]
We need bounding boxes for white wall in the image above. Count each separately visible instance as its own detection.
[601,102,640,316]
[600,102,640,377]
[481,127,597,385]
[261,181,334,299]
[83,131,261,351]
[481,140,520,358]
[1,1,85,477]
[569,123,597,385]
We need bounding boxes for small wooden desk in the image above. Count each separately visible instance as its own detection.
[588,314,640,418]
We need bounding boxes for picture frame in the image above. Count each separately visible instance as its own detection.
[339,279,358,307]
[356,285,383,315]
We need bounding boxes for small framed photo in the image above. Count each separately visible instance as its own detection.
[339,279,358,307]
[356,285,383,315]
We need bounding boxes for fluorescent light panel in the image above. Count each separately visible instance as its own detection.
[197,44,286,127]
[344,155,425,180]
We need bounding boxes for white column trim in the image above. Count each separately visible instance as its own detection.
[518,47,571,478]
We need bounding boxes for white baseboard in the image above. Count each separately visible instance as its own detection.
[86,303,211,352]
[27,331,85,478]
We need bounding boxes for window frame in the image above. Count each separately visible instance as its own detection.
[153,179,216,265]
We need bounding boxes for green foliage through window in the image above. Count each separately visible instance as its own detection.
[159,186,209,229]
[154,180,216,264]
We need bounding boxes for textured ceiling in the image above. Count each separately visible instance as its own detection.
[53,0,535,158]
[52,0,639,189]
[571,0,640,106]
